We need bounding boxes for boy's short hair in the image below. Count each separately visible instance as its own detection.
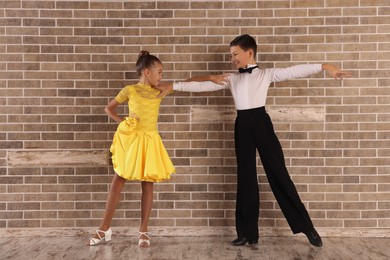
[230,34,257,57]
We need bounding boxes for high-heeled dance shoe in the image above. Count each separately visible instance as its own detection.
[89,228,112,246]
[138,232,150,247]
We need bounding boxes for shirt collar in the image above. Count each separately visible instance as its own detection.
[246,64,257,68]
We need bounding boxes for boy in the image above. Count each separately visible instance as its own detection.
[157,34,351,247]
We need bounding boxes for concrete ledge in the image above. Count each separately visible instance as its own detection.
[7,150,109,167]
[267,106,325,122]
[191,106,325,123]
[191,106,236,123]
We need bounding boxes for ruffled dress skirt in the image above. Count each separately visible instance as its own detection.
[110,118,175,182]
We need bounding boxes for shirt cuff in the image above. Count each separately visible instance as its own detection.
[315,64,323,72]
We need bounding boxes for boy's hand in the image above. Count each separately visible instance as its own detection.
[322,64,352,80]
[155,83,173,98]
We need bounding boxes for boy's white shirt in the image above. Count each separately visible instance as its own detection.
[173,64,323,110]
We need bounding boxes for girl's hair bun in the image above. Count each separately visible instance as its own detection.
[138,50,150,58]
[135,50,161,76]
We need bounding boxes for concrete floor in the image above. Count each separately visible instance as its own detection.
[2,233,390,260]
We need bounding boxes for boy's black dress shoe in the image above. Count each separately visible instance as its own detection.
[303,229,323,247]
[231,237,258,246]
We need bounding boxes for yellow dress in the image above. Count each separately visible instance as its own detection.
[110,83,175,182]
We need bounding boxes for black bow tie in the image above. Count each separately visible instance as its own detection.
[238,66,258,74]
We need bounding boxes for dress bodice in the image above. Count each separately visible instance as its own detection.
[115,83,162,132]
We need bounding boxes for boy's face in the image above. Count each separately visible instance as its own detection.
[230,45,254,69]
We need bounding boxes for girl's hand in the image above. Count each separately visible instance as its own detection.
[322,64,352,80]
[209,73,230,85]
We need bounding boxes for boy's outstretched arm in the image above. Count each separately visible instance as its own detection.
[155,73,230,97]
[322,63,352,80]
[184,73,230,84]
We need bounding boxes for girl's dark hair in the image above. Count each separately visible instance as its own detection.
[136,50,162,76]
[230,34,257,57]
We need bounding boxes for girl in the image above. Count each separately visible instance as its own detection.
[156,34,351,247]
[88,51,175,247]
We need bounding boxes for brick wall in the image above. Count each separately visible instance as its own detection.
[1,0,390,234]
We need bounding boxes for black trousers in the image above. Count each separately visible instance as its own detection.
[234,107,314,241]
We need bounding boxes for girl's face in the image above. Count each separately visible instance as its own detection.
[144,62,163,87]
[230,45,254,69]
